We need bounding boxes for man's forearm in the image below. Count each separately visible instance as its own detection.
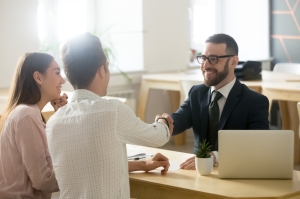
[128,161,146,172]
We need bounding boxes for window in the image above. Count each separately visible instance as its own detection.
[38,0,88,66]
[57,0,87,43]
[38,0,143,72]
[190,0,218,63]
[38,0,87,44]
[190,0,269,62]
[97,0,143,72]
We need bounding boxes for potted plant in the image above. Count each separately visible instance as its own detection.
[194,139,213,176]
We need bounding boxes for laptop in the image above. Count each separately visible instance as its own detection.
[218,130,294,179]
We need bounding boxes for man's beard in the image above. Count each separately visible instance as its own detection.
[202,59,230,87]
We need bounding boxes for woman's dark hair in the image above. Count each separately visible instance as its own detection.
[0,52,54,131]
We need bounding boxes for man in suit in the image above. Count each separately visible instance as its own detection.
[171,33,269,169]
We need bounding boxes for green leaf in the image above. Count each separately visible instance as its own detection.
[194,139,213,158]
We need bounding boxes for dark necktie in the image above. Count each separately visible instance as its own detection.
[208,91,223,150]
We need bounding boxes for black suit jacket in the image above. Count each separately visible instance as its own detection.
[171,79,269,151]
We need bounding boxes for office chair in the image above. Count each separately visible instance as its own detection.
[180,80,201,102]
[273,63,300,138]
[297,102,300,139]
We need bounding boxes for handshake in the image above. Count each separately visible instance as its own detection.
[155,113,174,136]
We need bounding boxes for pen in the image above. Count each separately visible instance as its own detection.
[127,157,145,160]
[128,155,153,161]
[133,157,146,160]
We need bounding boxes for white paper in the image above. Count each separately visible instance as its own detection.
[127,149,146,158]
[155,161,181,172]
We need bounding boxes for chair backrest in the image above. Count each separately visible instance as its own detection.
[180,80,201,102]
[297,102,300,139]
[273,63,300,75]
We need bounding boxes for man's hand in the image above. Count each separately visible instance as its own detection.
[128,153,170,174]
[155,113,174,136]
[144,153,170,174]
[210,152,217,165]
[180,156,196,170]
[180,153,216,169]
[51,93,68,112]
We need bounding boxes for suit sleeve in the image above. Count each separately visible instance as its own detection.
[248,94,270,129]
[171,86,194,135]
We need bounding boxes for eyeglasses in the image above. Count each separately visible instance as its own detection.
[196,55,235,65]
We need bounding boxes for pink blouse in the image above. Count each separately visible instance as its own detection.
[0,104,59,199]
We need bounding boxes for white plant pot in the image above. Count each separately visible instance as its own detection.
[195,156,213,176]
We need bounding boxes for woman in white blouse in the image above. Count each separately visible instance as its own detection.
[0,52,67,199]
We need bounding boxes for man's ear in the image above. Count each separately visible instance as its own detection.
[97,65,106,79]
[231,56,239,68]
[33,71,42,85]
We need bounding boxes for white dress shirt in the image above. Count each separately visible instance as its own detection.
[210,77,236,119]
[46,89,170,199]
[210,77,236,163]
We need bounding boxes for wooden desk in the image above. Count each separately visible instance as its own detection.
[0,88,126,121]
[261,71,300,164]
[262,82,300,164]
[128,145,300,199]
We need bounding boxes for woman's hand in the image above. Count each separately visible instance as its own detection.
[51,93,68,112]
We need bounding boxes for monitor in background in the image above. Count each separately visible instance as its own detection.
[218,130,294,179]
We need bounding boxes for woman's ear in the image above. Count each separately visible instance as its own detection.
[33,71,42,85]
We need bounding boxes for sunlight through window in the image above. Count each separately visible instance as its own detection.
[57,0,87,43]
[190,0,216,56]
[37,4,45,42]
[38,0,87,45]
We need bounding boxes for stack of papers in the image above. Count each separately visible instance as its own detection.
[127,149,151,160]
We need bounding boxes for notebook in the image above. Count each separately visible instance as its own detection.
[218,130,294,179]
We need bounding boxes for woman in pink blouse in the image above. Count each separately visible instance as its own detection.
[0,52,67,199]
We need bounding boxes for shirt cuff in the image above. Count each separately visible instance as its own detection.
[154,122,169,139]
[212,151,218,164]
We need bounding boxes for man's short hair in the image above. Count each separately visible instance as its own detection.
[61,32,107,89]
[205,33,239,56]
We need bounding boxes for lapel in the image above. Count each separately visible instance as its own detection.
[200,88,211,137]
[219,80,242,129]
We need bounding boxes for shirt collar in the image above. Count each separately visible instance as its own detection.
[211,77,236,99]
[71,89,101,102]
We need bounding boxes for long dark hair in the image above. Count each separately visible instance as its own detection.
[0,52,54,132]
